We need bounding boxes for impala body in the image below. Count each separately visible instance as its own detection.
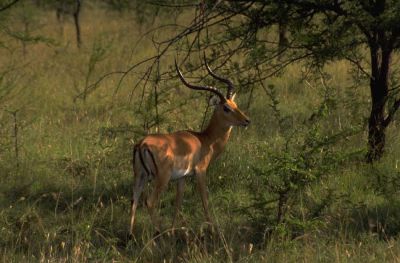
[130,56,250,235]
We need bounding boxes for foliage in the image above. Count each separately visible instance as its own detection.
[243,79,362,242]
[75,37,112,102]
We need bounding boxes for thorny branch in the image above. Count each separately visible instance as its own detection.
[89,0,380,114]
[87,2,257,100]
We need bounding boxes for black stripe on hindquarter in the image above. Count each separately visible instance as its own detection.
[132,145,138,167]
[146,149,158,176]
[138,146,151,177]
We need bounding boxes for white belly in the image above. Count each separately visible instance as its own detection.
[171,155,195,180]
[171,166,193,180]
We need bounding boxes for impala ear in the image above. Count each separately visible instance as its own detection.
[208,95,221,106]
[230,93,237,101]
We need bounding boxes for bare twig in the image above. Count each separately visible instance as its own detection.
[0,0,20,12]
[345,55,372,79]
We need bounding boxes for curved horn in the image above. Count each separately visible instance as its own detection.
[203,53,235,99]
[175,59,226,102]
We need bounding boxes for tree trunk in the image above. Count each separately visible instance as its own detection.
[73,0,82,48]
[366,90,387,162]
[366,44,391,162]
[277,2,288,60]
[278,22,288,52]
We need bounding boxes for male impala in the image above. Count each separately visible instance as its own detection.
[130,56,250,235]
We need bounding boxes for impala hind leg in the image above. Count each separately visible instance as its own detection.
[146,177,169,234]
[130,171,147,236]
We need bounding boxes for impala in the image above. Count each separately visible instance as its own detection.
[130,56,250,235]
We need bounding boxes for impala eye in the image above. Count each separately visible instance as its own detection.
[223,105,232,113]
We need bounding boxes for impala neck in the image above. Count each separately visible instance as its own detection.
[200,110,232,158]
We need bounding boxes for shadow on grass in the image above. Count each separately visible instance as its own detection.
[345,200,400,239]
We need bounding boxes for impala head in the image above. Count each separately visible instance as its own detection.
[175,55,250,128]
[213,96,250,127]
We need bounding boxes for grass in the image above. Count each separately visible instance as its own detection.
[0,2,400,262]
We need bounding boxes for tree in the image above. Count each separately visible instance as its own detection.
[120,0,400,162]
[34,0,82,48]
[273,0,400,162]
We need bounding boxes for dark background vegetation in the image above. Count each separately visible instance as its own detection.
[0,0,399,262]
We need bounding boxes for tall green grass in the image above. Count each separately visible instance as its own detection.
[0,2,399,262]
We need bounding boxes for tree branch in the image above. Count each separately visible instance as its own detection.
[0,0,20,12]
[383,98,400,127]
[344,56,371,79]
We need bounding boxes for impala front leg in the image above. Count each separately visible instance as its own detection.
[196,171,212,224]
[172,178,185,230]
